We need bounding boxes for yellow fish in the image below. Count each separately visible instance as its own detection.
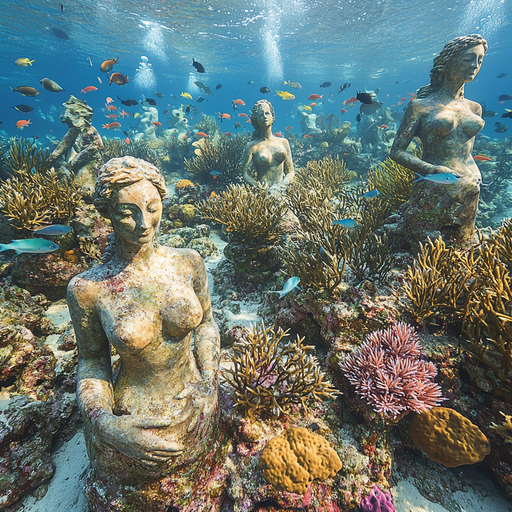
[134,113,141,118]
[15,58,34,67]
[276,90,295,100]
[303,105,312,112]
[181,92,193,100]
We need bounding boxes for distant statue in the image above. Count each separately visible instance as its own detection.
[67,157,220,491]
[390,34,487,245]
[241,99,295,195]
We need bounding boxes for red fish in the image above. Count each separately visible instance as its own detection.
[343,97,358,105]
[152,121,163,126]
[379,124,389,129]
[238,113,249,118]
[340,108,347,114]
[310,102,317,106]
[196,132,208,137]
[15,119,31,129]
[102,122,121,129]
[308,94,323,100]
[120,110,131,118]
[125,137,130,144]
[232,99,245,107]
[304,134,312,138]
[106,97,114,104]
[107,105,118,111]
[285,126,292,130]
[275,132,282,137]
[219,113,231,121]
[81,86,98,93]
[473,154,492,161]
[224,132,232,136]
[106,114,119,118]
[400,97,406,101]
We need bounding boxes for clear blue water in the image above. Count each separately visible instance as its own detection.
[1,0,512,143]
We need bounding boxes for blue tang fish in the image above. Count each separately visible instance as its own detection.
[332,219,359,228]
[414,172,459,184]
[0,239,59,254]
[273,276,301,299]
[33,224,72,236]
[362,189,381,198]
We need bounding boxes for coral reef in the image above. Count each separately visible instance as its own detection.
[102,138,161,170]
[490,412,512,444]
[409,407,491,467]
[0,138,52,176]
[340,323,444,419]
[359,485,395,512]
[222,321,340,419]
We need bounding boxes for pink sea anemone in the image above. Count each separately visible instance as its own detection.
[340,322,444,419]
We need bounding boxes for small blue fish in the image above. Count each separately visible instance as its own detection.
[332,219,359,228]
[210,170,222,176]
[414,172,459,184]
[33,224,72,236]
[272,276,301,299]
[362,189,381,198]
[0,239,59,254]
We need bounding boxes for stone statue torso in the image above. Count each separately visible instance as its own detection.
[250,139,288,184]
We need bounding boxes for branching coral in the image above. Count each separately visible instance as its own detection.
[0,167,81,231]
[2,138,53,176]
[223,321,340,419]
[102,138,160,169]
[491,412,512,443]
[340,322,444,419]
[196,184,286,247]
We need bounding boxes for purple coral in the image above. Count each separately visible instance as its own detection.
[340,322,444,419]
[360,486,395,512]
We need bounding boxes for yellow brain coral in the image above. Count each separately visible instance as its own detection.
[259,427,342,494]
[181,204,195,222]
[409,407,491,468]
[175,179,194,191]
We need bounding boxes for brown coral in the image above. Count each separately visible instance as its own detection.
[409,407,491,468]
[259,427,342,494]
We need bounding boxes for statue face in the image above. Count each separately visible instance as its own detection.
[255,104,274,129]
[448,44,485,83]
[110,179,162,246]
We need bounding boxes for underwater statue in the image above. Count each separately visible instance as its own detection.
[390,34,487,246]
[67,156,221,504]
[137,104,159,140]
[48,95,104,190]
[299,109,322,136]
[241,99,295,195]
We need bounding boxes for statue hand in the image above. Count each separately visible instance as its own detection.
[431,165,464,178]
[96,411,192,465]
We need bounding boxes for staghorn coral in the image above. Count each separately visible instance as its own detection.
[366,153,418,211]
[197,183,287,247]
[223,321,340,419]
[2,138,53,176]
[490,412,512,444]
[340,323,444,420]
[102,138,160,169]
[0,167,81,231]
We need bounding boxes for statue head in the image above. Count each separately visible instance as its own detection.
[417,34,487,98]
[93,156,167,261]
[251,99,275,139]
[61,95,94,128]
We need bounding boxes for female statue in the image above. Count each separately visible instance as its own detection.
[67,156,220,488]
[241,99,295,194]
[390,34,487,245]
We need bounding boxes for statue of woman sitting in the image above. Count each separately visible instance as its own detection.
[67,156,220,489]
[390,34,487,245]
[241,99,295,195]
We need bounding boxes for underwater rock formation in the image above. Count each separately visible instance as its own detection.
[390,34,488,247]
[137,105,159,140]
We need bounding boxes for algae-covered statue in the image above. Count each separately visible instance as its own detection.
[390,34,487,245]
[67,156,220,503]
[241,99,295,195]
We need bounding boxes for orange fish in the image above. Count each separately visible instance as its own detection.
[219,113,231,121]
[232,99,245,106]
[224,132,232,136]
[106,114,119,118]
[238,113,249,118]
[196,132,208,137]
[81,86,98,93]
[400,97,406,101]
[246,119,251,123]
[107,105,118,110]
[106,97,114,104]
[210,191,216,198]
[125,137,130,144]
[304,134,312,138]
[308,94,323,100]
[310,102,317,106]
[343,97,358,105]
[473,154,492,161]
[100,57,119,73]
[275,132,282,137]
[378,124,389,129]
[340,108,347,114]
[397,102,403,106]
[15,119,31,129]
[108,72,129,86]
[152,121,162,127]
[102,122,121,129]
[285,126,292,130]
[120,110,131,118]
[234,122,242,129]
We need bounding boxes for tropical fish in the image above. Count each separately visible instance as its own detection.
[194,81,206,90]
[304,134,312,138]
[81,86,98,93]
[40,78,65,92]
[501,112,512,119]
[497,73,509,78]
[338,83,351,93]
[498,94,512,101]
[224,132,232,136]
[234,122,242,129]
[181,92,193,100]
[356,90,373,104]
[232,99,246,107]
[360,101,383,116]
[260,87,271,94]
[106,114,119,118]
[15,119,31,130]
[494,122,509,133]
[33,224,72,235]
[11,86,39,97]
[310,102,317,106]
[14,58,34,67]
[108,72,129,86]
[106,105,118,111]
[219,113,231,121]
[102,122,121,129]
[343,97,358,105]
[196,97,205,103]
[97,76,103,84]
[272,276,301,299]
[196,132,208,137]
[134,113,140,118]
[203,86,213,95]
[303,106,312,112]
[152,121,162,127]
[12,104,33,113]
[49,27,69,39]
[284,80,302,89]
[155,92,164,98]
[87,56,93,66]
[276,91,295,100]
[332,219,359,228]
[125,137,130,144]
[100,57,119,72]
[362,189,381,198]
[0,238,59,254]
[238,113,249,118]
[340,108,347,114]
[414,172,459,184]
[192,58,205,73]
[308,94,323,100]
[210,170,222,176]
[285,126,292,130]
[142,98,157,106]
[247,81,254,85]
[106,97,114,104]
[320,82,332,88]
[473,155,492,161]
[216,84,223,90]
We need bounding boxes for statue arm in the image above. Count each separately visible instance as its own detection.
[282,139,295,185]
[241,144,258,186]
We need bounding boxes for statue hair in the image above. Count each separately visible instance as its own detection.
[93,156,167,262]
[250,99,275,139]
[416,34,487,99]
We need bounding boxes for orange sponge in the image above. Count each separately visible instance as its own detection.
[409,407,490,468]
[258,427,342,494]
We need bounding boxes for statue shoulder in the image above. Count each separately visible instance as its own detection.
[67,267,103,309]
